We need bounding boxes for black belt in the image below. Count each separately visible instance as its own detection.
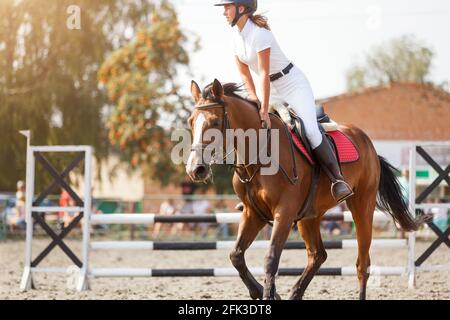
[269,63,294,82]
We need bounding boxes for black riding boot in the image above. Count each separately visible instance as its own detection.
[313,135,354,203]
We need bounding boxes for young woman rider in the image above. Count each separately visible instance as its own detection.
[214,0,353,203]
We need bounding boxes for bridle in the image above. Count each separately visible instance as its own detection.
[190,101,232,167]
[191,100,299,185]
[190,98,299,225]
[192,100,254,183]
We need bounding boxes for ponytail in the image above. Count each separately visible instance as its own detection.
[249,14,270,30]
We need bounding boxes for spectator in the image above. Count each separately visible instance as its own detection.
[215,199,229,239]
[193,191,211,238]
[59,189,77,228]
[322,203,346,236]
[152,199,179,238]
[430,198,448,233]
[8,181,26,230]
[91,203,106,232]
[338,203,352,235]
[180,179,197,228]
[398,169,410,203]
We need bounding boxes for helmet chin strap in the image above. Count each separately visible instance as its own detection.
[231,4,248,27]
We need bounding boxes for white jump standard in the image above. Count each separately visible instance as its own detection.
[19,131,93,291]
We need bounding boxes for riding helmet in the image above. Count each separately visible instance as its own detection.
[214,0,258,26]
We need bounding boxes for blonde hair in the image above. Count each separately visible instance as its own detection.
[249,14,270,30]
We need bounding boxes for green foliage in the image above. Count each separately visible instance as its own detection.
[346,34,434,92]
[0,0,160,191]
[98,1,198,187]
[0,0,233,194]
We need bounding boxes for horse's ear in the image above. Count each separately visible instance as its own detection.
[212,79,224,100]
[191,80,202,103]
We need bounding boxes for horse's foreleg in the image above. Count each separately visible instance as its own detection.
[230,209,266,299]
[263,214,292,300]
[290,217,327,300]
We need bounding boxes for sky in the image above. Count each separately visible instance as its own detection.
[173,0,450,99]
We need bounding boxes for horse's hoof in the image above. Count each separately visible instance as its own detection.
[249,291,261,300]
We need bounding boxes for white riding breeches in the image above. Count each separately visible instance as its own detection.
[271,66,323,149]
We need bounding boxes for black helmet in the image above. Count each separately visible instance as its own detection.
[214,0,258,27]
[214,0,257,12]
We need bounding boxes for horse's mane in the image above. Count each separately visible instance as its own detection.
[202,82,259,109]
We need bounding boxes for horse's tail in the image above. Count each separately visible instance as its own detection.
[376,156,422,231]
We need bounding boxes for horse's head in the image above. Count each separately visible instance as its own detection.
[186,79,227,182]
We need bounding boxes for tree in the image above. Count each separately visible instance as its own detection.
[98,0,201,187]
[0,0,166,191]
[1,0,233,194]
[346,34,434,92]
[98,5,238,193]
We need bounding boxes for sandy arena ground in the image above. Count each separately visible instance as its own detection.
[0,239,448,300]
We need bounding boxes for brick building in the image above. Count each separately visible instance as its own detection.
[320,82,450,141]
[320,82,450,198]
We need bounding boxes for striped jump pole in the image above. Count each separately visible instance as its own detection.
[90,210,392,225]
[90,266,407,278]
[90,239,407,251]
[84,210,404,290]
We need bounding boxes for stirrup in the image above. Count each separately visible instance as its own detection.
[331,180,354,203]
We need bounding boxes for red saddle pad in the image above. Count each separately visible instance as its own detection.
[289,129,359,165]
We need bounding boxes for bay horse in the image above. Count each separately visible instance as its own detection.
[186,79,420,300]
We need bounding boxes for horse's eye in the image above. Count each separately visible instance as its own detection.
[213,121,220,127]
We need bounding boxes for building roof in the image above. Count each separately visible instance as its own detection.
[319,82,450,140]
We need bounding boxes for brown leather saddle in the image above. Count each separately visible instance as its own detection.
[287,104,332,156]
[272,104,339,221]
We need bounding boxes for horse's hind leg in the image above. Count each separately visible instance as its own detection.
[289,216,327,300]
[230,208,267,299]
[347,193,376,300]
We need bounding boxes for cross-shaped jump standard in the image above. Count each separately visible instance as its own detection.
[414,146,450,267]
[31,152,85,268]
